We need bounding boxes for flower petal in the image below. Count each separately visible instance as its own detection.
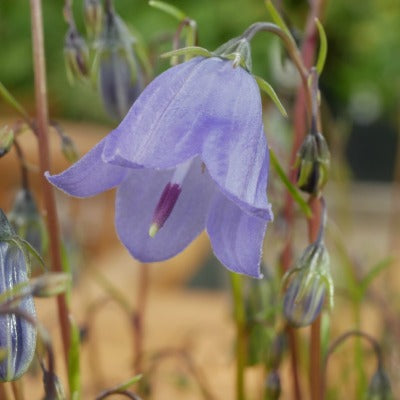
[202,119,272,220]
[115,157,215,261]
[103,57,263,170]
[206,191,269,278]
[45,131,127,197]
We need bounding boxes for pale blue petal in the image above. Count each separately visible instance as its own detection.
[103,57,263,170]
[115,157,215,261]
[45,131,127,198]
[206,191,269,278]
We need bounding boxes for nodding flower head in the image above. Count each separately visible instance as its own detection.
[64,26,90,83]
[295,132,330,195]
[8,189,45,254]
[83,0,103,39]
[366,367,393,400]
[283,242,333,327]
[97,9,145,120]
[46,41,274,278]
[0,209,36,381]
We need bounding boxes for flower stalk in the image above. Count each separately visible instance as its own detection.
[229,272,246,400]
[29,0,71,369]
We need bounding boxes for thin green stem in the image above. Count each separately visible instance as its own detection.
[29,0,71,371]
[229,272,246,400]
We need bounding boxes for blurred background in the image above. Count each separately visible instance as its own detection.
[0,0,400,399]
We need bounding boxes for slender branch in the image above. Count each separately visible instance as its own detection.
[277,2,326,399]
[10,381,25,400]
[13,139,29,190]
[96,389,142,400]
[29,0,71,368]
[133,264,150,375]
[322,330,383,398]
[229,272,246,400]
[146,348,216,400]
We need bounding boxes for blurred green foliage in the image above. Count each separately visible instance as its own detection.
[1,0,399,119]
[0,0,399,178]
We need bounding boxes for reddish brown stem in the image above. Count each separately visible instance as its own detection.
[29,0,71,367]
[281,0,326,398]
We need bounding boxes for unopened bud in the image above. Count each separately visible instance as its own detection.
[264,370,281,400]
[266,333,287,369]
[61,135,79,163]
[366,367,393,400]
[0,127,14,157]
[84,0,103,39]
[8,189,45,254]
[30,273,70,298]
[295,132,330,195]
[64,26,90,83]
[283,242,333,328]
[97,11,144,120]
[0,209,36,381]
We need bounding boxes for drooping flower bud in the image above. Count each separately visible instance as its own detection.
[266,333,287,370]
[0,126,14,158]
[366,367,393,400]
[97,9,145,120]
[264,370,281,400]
[8,189,45,254]
[295,132,330,195]
[0,209,37,381]
[64,26,90,83]
[283,242,333,328]
[61,134,79,163]
[83,0,103,39]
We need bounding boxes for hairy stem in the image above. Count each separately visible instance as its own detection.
[29,0,71,368]
[229,272,246,400]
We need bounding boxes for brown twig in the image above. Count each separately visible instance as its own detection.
[29,0,71,368]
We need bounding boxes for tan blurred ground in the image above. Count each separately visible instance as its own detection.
[0,121,399,399]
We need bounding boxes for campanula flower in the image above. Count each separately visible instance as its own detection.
[46,55,273,278]
[0,209,36,381]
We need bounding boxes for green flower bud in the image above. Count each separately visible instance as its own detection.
[283,242,333,328]
[0,127,14,157]
[264,370,281,400]
[266,333,287,370]
[84,0,103,39]
[61,134,79,163]
[0,209,36,381]
[8,189,45,254]
[64,26,90,83]
[295,132,330,195]
[366,367,393,400]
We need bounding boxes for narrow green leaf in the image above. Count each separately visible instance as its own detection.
[90,268,131,315]
[0,82,31,122]
[360,257,393,296]
[315,18,328,75]
[114,375,143,391]
[160,46,212,60]
[68,317,81,400]
[269,147,312,217]
[149,1,186,22]
[254,75,287,117]
[264,0,292,38]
